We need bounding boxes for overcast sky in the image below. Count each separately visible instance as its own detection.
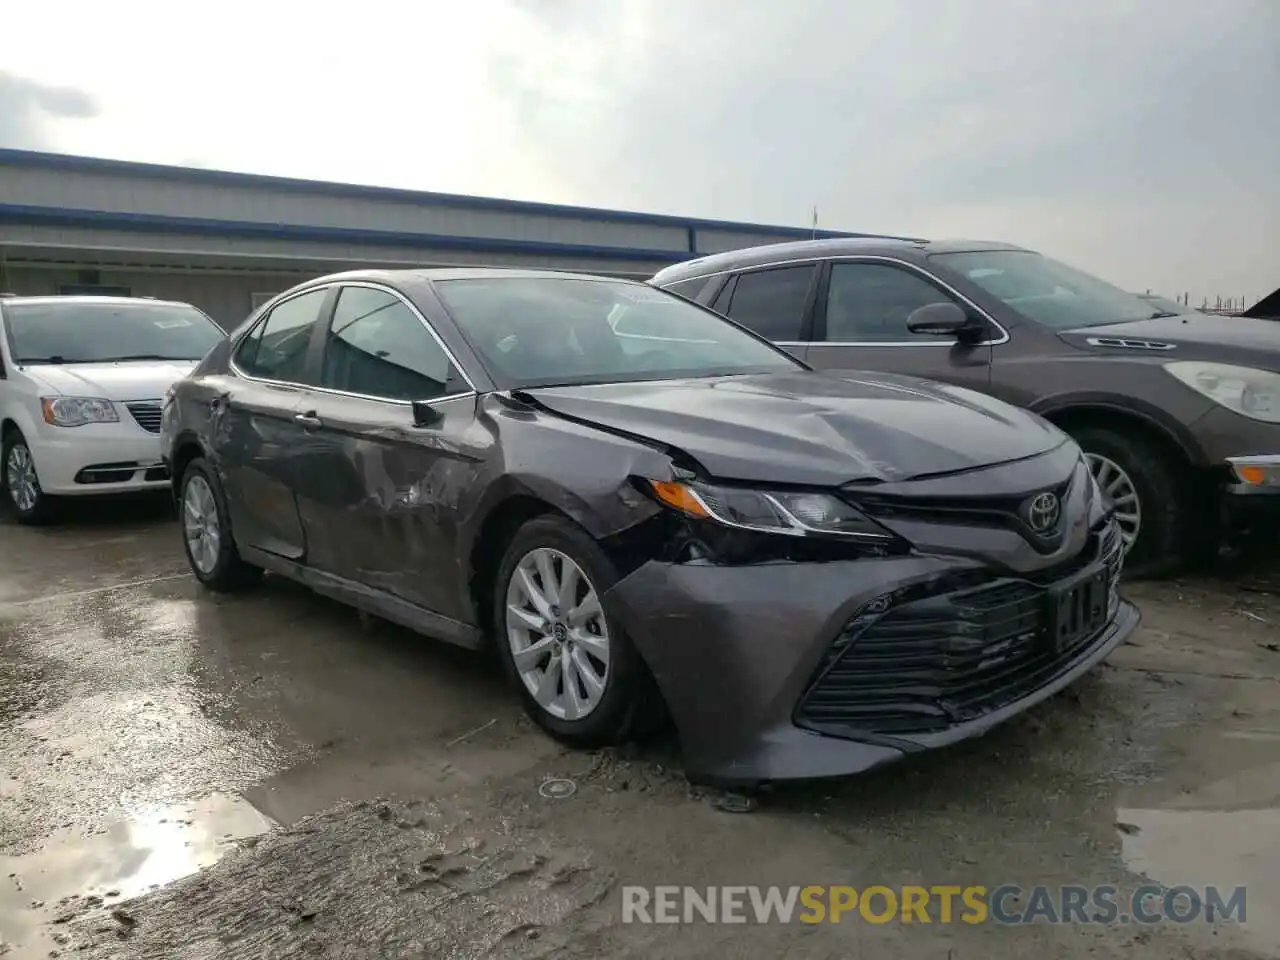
[3,0,1276,303]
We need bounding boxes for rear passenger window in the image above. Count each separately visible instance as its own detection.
[235,288,328,382]
[662,277,712,302]
[724,266,815,341]
[320,286,461,402]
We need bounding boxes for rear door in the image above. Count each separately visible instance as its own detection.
[291,283,483,617]
[712,264,818,360]
[218,286,335,559]
[804,259,995,390]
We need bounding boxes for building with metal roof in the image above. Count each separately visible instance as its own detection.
[0,148,903,328]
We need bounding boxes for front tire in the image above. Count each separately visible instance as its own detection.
[179,457,262,591]
[1072,425,1188,579]
[493,515,661,747]
[2,430,54,525]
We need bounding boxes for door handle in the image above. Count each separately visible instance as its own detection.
[294,412,322,429]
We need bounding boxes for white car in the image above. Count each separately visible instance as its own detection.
[0,294,226,523]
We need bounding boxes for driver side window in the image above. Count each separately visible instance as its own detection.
[824,263,964,342]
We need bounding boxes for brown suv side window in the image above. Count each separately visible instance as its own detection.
[823,262,960,342]
[662,277,712,302]
[722,265,815,341]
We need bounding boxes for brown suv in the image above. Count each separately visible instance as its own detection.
[651,239,1280,576]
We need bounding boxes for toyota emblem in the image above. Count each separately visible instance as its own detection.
[1025,492,1061,534]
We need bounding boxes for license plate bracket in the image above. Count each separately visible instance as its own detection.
[1045,565,1110,653]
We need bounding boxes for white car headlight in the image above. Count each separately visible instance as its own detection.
[1164,362,1280,423]
[646,479,895,541]
[40,397,120,427]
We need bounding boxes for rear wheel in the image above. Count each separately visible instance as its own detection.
[179,457,262,591]
[2,430,54,525]
[493,515,661,747]
[1071,424,1188,578]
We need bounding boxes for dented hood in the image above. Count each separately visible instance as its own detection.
[524,371,1066,486]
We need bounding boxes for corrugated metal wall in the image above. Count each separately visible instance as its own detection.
[0,164,691,252]
[0,150,893,327]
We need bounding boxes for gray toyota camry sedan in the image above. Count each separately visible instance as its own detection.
[161,268,1139,785]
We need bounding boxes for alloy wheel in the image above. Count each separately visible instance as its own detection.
[505,547,611,721]
[182,474,222,575]
[1086,452,1141,551]
[6,443,39,513]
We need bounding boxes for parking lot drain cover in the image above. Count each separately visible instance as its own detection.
[711,793,758,814]
[539,779,577,800]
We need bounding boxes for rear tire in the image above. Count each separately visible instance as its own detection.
[1070,424,1188,579]
[493,515,662,748]
[179,457,262,591]
[2,430,54,525]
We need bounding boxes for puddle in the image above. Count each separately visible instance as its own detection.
[1117,753,1280,956]
[0,792,273,958]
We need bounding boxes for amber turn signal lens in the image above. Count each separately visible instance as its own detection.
[647,480,711,519]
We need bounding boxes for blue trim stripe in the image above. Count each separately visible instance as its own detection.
[0,147,898,242]
[0,203,705,263]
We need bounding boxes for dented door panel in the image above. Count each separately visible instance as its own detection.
[291,390,488,617]
[211,378,310,559]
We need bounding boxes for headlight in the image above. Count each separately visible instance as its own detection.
[40,397,120,427]
[1164,362,1280,423]
[646,479,895,541]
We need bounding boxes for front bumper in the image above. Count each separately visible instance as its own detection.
[28,420,169,495]
[1189,407,1280,528]
[1221,455,1280,533]
[607,524,1137,784]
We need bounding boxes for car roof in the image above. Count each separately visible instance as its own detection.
[299,267,645,288]
[649,237,1030,284]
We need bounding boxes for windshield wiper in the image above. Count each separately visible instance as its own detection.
[17,356,73,364]
[1148,311,1180,319]
[94,354,197,362]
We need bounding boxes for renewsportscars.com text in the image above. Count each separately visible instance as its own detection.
[621,884,1247,926]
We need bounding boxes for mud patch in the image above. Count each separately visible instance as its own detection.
[0,793,274,959]
[61,797,614,960]
[1116,703,1280,957]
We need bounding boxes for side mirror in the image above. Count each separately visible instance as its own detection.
[411,400,443,427]
[906,302,982,341]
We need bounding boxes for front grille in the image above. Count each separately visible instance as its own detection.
[853,473,1077,552]
[795,524,1124,737]
[126,400,163,434]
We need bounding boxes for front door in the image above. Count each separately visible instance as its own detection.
[292,284,485,619]
[803,259,994,392]
[215,286,335,559]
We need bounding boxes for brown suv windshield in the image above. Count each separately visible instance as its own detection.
[931,249,1161,330]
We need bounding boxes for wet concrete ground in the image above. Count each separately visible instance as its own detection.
[0,497,1277,958]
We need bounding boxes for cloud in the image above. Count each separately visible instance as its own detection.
[0,71,97,149]
[1,0,1276,301]
[479,0,1279,299]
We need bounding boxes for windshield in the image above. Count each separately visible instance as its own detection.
[1138,294,1192,316]
[930,249,1163,329]
[432,276,802,388]
[3,301,225,364]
